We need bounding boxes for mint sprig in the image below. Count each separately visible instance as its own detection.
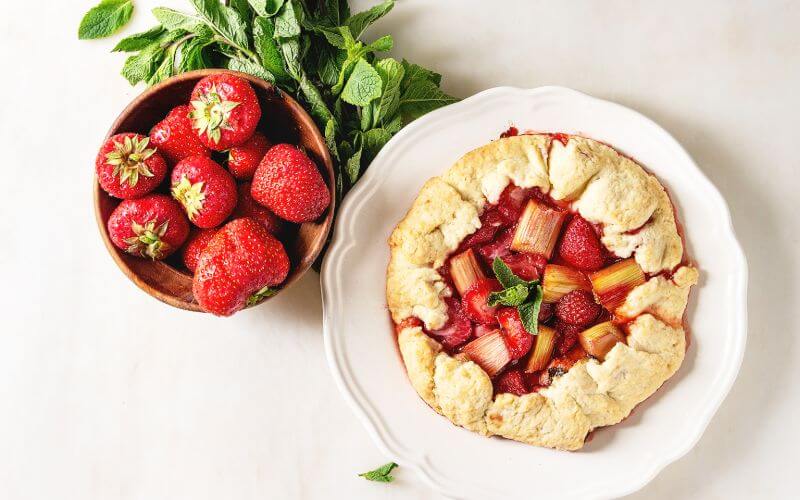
[490,258,544,335]
[358,461,398,483]
[79,0,458,213]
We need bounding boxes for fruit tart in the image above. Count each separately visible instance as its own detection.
[386,133,698,450]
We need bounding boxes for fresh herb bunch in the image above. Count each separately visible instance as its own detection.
[80,0,458,202]
[489,258,544,335]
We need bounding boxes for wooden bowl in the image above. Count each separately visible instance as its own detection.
[94,69,335,312]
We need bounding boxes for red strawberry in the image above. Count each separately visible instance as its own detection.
[497,185,536,223]
[538,301,554,323]
[555,290,601,326]
[428,298,472,349]
[107,194,189,260]
[228,132,271,180]
[497,307,533,360]
[555,320,581,356]
[501,253,546,281]
[395,317,422,334]
[462,278,502,324]
[193,218,290,316]
[496,369,528,396]
[232,182,283,234]
[181,228,218,273]
[558,215,605,271]
[477,227,515,263]
[171,156,237,229]
[251,144,330,223]
[149,104,211,164]
[461,209,505,249]
[96,133,168,199]
[190,73,261,151]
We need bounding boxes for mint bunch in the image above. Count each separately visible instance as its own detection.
[79,0,457,202]
[489,258,544,335]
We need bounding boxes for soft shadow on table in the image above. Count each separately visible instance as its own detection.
[614,99,794,498]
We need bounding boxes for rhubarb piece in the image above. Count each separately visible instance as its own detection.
[497,307,533,360]
[449,248,486,296]
[555,290,601,326]
[525,325,557,372]
[542,264,591,303]
[461,330,511,377]
[578,321,626,360]
[496,369,528,396]
[589,258,646,311]
[463,278,502,324]
[511,200,567,258]
[498,185,537,223]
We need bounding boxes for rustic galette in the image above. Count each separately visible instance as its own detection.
[386,132,697,450]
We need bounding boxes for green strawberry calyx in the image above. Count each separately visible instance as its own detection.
[123,219,170,260]
[105,135,157,187]
[171,175,205,221]
[190,84,240,145]
[247,286,278,306]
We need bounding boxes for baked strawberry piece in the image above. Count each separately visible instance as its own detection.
[232,182,283,235]
[252,144,330,223]
[428,298,472,348]
[96,133,167,199]
[462,278,502,324]
[181,228,218,273]
[190,73,261,151]
[497,307,533,360]
[228,132,271,180]
[171,156,237,229]
[558,214,605,271]
[193,218,290,316]
[149,104,211,164]
[555,290,601,327]
[107,194,189,260]
[496,369,529,396]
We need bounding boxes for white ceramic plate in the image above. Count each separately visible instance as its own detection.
[321,87,747,499]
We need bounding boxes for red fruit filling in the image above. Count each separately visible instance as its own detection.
[497,307,533,360]
[428,298,473,349]
[496,369,528,396]
[463,278,502,324]
[555,290,601,327]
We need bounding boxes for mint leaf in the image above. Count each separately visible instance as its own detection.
[517,284,543,335]
[488,284,529,307]
[120,43,163,85]
[374,57,404,125]
[78,0,133,40]
[345,146,363,184]
[346,0,394,40]
[361,127,392,163]
[368,35,393,52]
[191,0,250,49]
[273,0,301,38]
[399,79,457,122]
[152,7,203,32]
[112,26,165,52]
[401,59,442,90]
[253,16,290,80]
[299,75,336,125]
[228,57,276,82]
[341,58,382,106]
[178,36,214,72]
[492,258,527,288]
[358,462,398,483]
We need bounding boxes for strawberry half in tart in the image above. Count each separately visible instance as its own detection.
[386,133,698,451]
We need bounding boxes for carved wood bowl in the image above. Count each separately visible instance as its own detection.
[94,69,335,313]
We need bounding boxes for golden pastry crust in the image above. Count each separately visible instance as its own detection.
[388,134,696,450]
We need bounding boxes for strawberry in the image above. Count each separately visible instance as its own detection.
[558,215,605,271]
[251,144,330,223]
[149,104,210,164]
[395,317,422,334]
[428,298,472,349]
[171,156,237,229]
[461,209,505,249]
[107,194,189,260]
[497,185,536,223]
[96,133,168,199]
[477,227,515,263]
[181,228,218,273]
[190,73,261,151]
[232,182,283,235]
[228,132,271,180]
[193,218,290,316]
[497,307,533,360]
[501,253,546,281]
[462,278,502,324]
[555,290,601,326]
[554,320,581,355]
[496,369,528,396]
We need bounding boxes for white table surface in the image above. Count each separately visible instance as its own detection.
[1,0,797,498]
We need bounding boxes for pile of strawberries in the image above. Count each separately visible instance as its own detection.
[96,72,330,316]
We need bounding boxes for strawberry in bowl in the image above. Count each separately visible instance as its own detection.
[94,69,335,314]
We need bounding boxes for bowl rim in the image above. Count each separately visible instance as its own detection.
[320,85,748,499]
[94,68,335,312]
